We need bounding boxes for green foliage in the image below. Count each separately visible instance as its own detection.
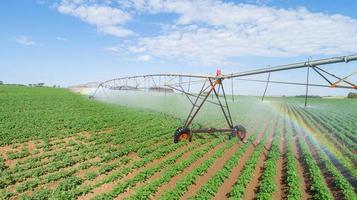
[347,92,357,98]
[229,126,272,199]
[256,121,282,200]
[130,138,234,200]
[297,138,334,200]
[1,85,357,200]
[285,129,301,200]
[191,128,261,200]
[0,85,180,145]
[0,157,6,171]
[85,171,98,180]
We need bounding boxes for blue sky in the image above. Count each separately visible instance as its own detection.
[0,0,356,96]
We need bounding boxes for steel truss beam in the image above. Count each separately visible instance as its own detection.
[88,54,357,143]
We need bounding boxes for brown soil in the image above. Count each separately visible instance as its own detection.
[75,164,100,178]
[153,142,229,199]
[4,141,71,169]
[272,132,285,199]
[303,134,344,199]
[182,142,240,199]
[78,142,194,200]
[118,138,224,200]
[79,153,141,188]
[7,156,101,195]
[77,131,92,137]
[3,131,100,170]
[242,123,275,200]
[0,130,92,159]
[26,141,38,153]
[5,142,67,168]
[127,152,140,160]
[287,107,312,200]
[97,129,113,134]
[278,119,289,200]
[213,122,269,200]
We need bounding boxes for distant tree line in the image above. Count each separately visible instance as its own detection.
[347,92,357,99]
[294,95,321,98]
[28,83,45,87]
[0,82,62,88]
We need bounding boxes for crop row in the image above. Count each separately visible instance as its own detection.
[128,138,236,199]
[92,137,226,199]
[255,117,282,200]
[295,105,357,162]
[304,107,357,146]
[14,139,194,200]
[1,129,198,199]
[303,134,356,200]
[288,105,357,180]
[2,124,174,186]
[157,111,274,200]
[284,118,301,200]
[296,134,333,200]
[229,123,273,199]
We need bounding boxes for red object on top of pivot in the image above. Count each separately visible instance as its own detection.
[216,68,222,76]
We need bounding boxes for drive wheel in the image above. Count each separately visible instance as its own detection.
[174,127,192,143]
[237,125,246,142]
[232,125,246,142]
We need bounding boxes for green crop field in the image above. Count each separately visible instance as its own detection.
[0,85,356,200]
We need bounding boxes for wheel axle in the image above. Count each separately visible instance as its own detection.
[173,125,246,143]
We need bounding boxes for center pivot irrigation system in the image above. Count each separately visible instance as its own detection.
[90,54,357,143]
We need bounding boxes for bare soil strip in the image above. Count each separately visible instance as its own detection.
[178,142,240,200]
[117,139,227,200]
[213,123,269,200]
[8,156,101,198]
[242,123,276,200]
[273,125,285,199]
[279,113,291,200]
[78,141,200,200]
[304,136,344,199]
[5,142,101,190]
[286,107,312,200]
[3,132,93,168]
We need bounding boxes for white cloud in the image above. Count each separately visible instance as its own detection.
[103,46,121,54]
[15,36,39,46]
[56,0,357,65]
[57,0,134,37]
[123,0,357,65]
[98,25,135,37]
[137,54,152,61]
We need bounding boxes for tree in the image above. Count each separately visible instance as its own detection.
[347,92,357,99]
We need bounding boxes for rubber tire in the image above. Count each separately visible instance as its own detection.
[237,125,246,141]
[174,127,192,143]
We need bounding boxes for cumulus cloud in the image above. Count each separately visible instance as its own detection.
[126,1,357,64]
[56,0,357,65]
[103,45,121,54]
[57,0,134,37]
[15,36,39,46]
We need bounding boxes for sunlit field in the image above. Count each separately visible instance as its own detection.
[1,85,356,200]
